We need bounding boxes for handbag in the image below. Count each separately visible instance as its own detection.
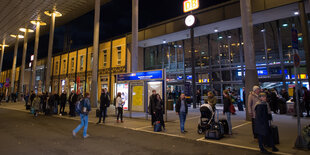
[230,103,236,114]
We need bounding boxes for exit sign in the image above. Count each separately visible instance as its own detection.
[183,0,199,13]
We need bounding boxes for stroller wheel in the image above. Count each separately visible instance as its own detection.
[198,128,203,134]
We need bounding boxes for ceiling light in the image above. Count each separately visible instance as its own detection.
[30,20,47,26]
[10,34,24,38]
[163,40,167,44]
[260,29,265,32]
[282,23,288,27]
[214,29,218,32]
[19,28,34,33]
[44,10,62,17]
[294,11,299,15]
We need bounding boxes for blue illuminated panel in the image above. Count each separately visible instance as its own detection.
[117,70,163,81]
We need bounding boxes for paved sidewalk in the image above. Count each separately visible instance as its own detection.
[0,101,309,155]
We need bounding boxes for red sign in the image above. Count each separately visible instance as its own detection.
[183,0,199,13]
[293,53,300,67]
[76,77,80,94]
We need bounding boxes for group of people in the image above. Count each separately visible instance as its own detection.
[27,90,83,117]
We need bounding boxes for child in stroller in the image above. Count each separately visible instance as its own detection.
[198,103,214,134]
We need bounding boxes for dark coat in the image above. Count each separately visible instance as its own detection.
[223,96,232,113]
[100,93,110,108]
[175,98,188,114]
[148,94,156,114]
[152,99,164,113]
[60,93,67,105]
[254,103,270,136]
[69,93,78,104]
[30,93,36,103]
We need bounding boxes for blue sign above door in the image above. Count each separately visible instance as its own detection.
[117,70,163,81]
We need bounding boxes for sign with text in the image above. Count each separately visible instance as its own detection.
[183,0,199,13]
[117,70,163,81]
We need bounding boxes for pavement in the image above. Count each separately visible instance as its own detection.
[0,101,309,155]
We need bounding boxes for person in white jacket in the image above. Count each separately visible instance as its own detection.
[116,92,124,123]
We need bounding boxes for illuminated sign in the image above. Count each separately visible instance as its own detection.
[185,15,196,27]
[183,0,199,13]
[117,70,163,81]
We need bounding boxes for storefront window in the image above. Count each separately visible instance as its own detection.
[103,50,107,67]
[80,55,84,71]
[63,59,66,73]
[55,61,59,74]
[71,58,75,72]
[117,46,121,65]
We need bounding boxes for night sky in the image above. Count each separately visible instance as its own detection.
[2,0,230,70]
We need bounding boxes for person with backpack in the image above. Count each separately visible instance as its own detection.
[116,92,124,123]
[97,88,110,124]
[72,93,91,139]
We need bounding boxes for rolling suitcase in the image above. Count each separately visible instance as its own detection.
[219,119,229,135]
[154,121,162,132]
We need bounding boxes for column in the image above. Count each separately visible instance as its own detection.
[240,0,259,121]
[45,10,62,93]
[91,0,100,107]
[30,20,46,92]
[0,40,8,75]
[131,0,138,72]
[18,28,33,101]
[299,1,310,86]
[10,35,22,94]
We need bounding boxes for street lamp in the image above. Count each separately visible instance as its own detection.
[18,28,34,100]
[29,20,46,92]
[10,34,24,95]
[44,9,62,93]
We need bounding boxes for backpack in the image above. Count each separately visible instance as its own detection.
[76,99,87,114]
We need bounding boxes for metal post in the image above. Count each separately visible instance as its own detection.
[276,20,286,88]
[190,27,197,109]
[45,13,56,93]
[0,40,6,77]
[11,36,19,95]
[132,0,139,72]
[91,0,100,107]
[240,0,259,121]
[164,69,167,122]
[262,27,269,74]
[31,22,41,92]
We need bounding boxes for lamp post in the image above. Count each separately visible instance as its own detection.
[10,34,24,95]
[44,10,62,93]
[0,40,9,76]
[30,20,46,92]
[18,28,34,101]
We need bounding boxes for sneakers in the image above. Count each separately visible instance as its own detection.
[72,131,76,137]
[260,149,271,154]
[83,134,89,139]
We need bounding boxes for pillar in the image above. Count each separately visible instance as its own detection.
[45,13,56,93]
[10,35,20,94]
[90,0,100,107]
[19,29,29,101]
[131,0,138,72]
[31,22,41,92]
[0,40,7,75]
[299,1,310,86]
[240,0,259,121]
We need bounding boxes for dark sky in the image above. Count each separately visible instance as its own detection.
[2,0,230,70]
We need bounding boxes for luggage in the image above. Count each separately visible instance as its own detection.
[154,121,162,132]
[270,125,279,144]
[96,109,100,117]
[205,130,223,140]
[26,105,31,110]
[237,102,244,111]
[219,119,229,134]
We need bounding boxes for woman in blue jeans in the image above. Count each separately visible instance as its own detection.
[223,90,232,135]
[72,93,91,138]
[175,94,188,133]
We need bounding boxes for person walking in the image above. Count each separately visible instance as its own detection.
[153,94,165,131]
[223,90,233,135]
[97,89,110,124]
[60,91,67,115]
[148,90,157,125]
[176,94,188,133]
[247,85,261,139]
[116,92,124,123]
[72,93,91,139]
[254,92,279,154]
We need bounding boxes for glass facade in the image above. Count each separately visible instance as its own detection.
[144,16,309,98]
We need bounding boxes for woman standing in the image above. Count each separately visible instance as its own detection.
[206,91,217,110]
[72,93,91,138]
[153,94,165,131]
[223,90,232,135]
[116,92,124,123]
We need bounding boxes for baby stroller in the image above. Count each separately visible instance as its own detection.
[197,104,214,134]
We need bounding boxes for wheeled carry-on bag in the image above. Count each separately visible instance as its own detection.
[154,121,162,132]
[205,130,223,140]
[219,119,229,135]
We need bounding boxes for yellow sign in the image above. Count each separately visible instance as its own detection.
[183,0,199,13]
[132,86,143,106]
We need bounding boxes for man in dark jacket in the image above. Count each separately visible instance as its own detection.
[255,92,279,154]
[148,90,157,125]
[30,91,36,106]
[97,88,110,124]
[302,87,310,117]
[60,91,67,114]
[69,90,77,117]
[175,94,188,133]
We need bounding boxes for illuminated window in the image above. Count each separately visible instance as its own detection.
[80,55,84,71]
[63,59,66,73]
[117,46,121,65]
[71,58,75,72]
[55,61,59,74]
[90,53,93,69]
[103,50,107,67]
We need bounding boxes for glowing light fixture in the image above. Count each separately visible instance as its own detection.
[0,44,9,47]
[282,23,288,27]
[294,11,299,15]
[19,28,34,33]
[44,10,62,17]
[30,20,47,26]
[214,29,218,32]
[10,34,24,38]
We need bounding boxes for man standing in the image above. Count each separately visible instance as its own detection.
[30,91,36,106]
[69,90,77,117]
[176,94,188,133]
[247,85,261,139]
[148,90,157,125]
[302,87,310,117]
[60,91,67,115]
[97,88,110,124]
